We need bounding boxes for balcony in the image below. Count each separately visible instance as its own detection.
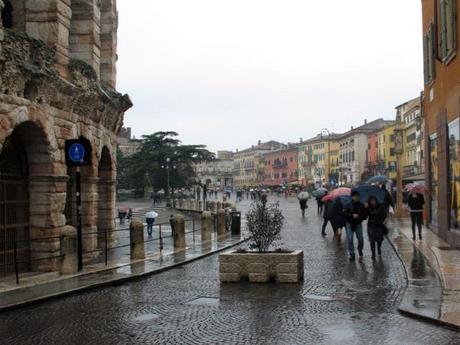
[273,162,288,169]
[403,164,422,178]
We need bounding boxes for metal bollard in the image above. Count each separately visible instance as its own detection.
[130,219,145,260]
[61,225,78,275]
[201,211,213,242]
[217,209,226,240]
[173,214,186,249]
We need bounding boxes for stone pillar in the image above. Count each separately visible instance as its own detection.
[29,175,68,272]
[100,0,117,87]
[198,201,203,212]
[129,219,144,260]
[81,176,99,254]
[173,214,186,250]
[217,209,226,240]
[69,0,101,77]
[25,0,72,77]
[97,179,116,247]
[61,225,78,274]
[201,211,212,242]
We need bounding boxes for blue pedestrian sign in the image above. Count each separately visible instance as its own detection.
[65,138,92,166]
[68,143,85,163]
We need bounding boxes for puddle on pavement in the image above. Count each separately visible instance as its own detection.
[186,297,220,306]
[305,294,336,301]
[305,293,354,302]
[134,313,160,322]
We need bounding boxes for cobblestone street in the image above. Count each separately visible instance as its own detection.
[1,197,459,345]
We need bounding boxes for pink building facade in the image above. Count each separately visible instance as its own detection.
[262,148,298,186]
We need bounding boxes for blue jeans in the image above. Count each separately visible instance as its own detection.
[345,222,364,256]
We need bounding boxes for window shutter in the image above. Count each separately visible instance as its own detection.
[430,23,437,79]
[423,34,428,84]
[450,0,457,51]
[441,0,448,58]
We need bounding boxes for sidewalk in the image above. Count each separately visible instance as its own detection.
[0,232,246,312]
[388,218,460,329]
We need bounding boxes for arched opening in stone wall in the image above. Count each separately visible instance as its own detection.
[1,0,13,28]
[0,121,52,276]
[97,146,114,248]
[1,0,26,31]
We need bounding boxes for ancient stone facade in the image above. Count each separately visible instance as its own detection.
[0,0,131,274]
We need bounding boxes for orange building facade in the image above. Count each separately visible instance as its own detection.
[422,0,460,245]
[262,148,298,187]
[365,132,379,179]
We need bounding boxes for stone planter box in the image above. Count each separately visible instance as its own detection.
[219,250,304,283]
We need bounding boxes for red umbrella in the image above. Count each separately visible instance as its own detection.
[322,187,351,202]
[404,183,425,194]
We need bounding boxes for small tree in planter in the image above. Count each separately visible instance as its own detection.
[219,198,304,283]
[246,199,285,252]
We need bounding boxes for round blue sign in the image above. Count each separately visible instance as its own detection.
[68,143,86,163]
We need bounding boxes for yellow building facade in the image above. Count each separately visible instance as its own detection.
[298,134,341,187]
[376,123,397,180]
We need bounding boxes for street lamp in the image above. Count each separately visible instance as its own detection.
[321,128,331,186]
[161,157,176,202]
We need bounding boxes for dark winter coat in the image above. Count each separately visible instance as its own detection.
[330,201,346,230]
[299,200,307,210]
[383,188,395,210]
[367,204,386,242]
[343,201,368,230]
[408,194,425,212]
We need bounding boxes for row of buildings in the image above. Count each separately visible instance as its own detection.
[194,98,424,192]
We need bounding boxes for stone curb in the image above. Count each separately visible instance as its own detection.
[0,237,248,313]
[385,227,460,331]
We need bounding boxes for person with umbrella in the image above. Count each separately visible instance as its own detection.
[343,191,368,261]
[407,191,425,240]
[145,210,159,236]
[298,191,309,217]
[366,196,386,260]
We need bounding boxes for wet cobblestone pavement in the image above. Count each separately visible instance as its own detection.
[1,197,460,345]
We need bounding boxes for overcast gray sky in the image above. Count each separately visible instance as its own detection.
[117,0,423,152]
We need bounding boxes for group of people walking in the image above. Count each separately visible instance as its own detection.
[302,184,425,261]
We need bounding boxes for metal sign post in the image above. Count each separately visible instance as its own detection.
[65,138,92,272]
[76,167,83,271]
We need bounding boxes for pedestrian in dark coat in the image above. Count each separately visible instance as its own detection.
[330,200,346,240]
[316,196,324,216]
[407,192,425,240]
[343,191,368,260]
[366,196,386,260]
[382,184,395,218]
[321,201,333,236]
[299,199,308,217]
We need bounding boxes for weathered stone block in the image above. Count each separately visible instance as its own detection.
[219,250,304,284]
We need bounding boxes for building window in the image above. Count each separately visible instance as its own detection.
[448,118,460,230]
[430,134,438,224]
[423,23,436,84]
[438,0,457,62]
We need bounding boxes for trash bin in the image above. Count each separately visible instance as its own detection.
[231,211,241,235]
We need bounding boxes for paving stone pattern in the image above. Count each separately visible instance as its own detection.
[1,197,460,345]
